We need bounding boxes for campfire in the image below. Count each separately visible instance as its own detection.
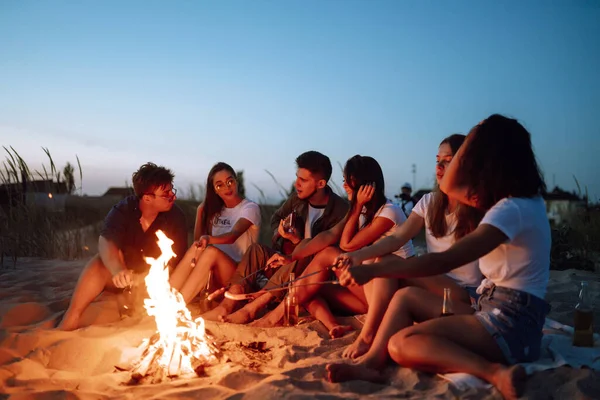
[129,230,219,382]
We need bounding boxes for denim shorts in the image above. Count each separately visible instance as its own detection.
[474,285,550,364]
[464,286,481,304]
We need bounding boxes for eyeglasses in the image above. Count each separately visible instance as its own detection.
[214,178,236,192]
[145,187,177,200]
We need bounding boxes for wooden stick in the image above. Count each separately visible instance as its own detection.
[167,344,182,377]
[132,344,161,379]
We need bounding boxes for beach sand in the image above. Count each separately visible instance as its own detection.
[1,257,599,399]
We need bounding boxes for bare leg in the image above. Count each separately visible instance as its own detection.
[328,286,473,382]
[169,244,203,291]
[178,246,236,303]
[340,254,401,358]
[384,317,524,400]
[221,292,274,324]
[204,244,275,321]
[306,296,353,338]
[201,284,245,321]
[404,274,471,306]
[343,276,397,358]
[250,247,341,327]
[58,255,115,331]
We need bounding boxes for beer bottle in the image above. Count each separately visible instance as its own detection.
[440,288,454,317]
[573,281,594,347]
[284,272,299,326]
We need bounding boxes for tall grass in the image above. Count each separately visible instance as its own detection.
[550,177,600,272]
[0,147,90,267]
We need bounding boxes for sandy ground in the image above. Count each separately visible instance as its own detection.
[1,257,599,399]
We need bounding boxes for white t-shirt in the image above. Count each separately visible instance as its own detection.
[211,199,261,262]
[304,204,325,239]
[413,193,483,288]
[360,200,415,259]
[478,196,550,299]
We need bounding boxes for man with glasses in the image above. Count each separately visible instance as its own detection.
[59,162,187,330]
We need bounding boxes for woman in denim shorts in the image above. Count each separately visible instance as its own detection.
[326,114,551,400]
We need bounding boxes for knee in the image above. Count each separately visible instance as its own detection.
[391,287,417,304]
[87,254,108,274]
[387,329,414,365]
[315,246,339,263]
[201,245,220,260]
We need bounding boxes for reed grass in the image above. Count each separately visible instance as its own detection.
[0,147,90,267]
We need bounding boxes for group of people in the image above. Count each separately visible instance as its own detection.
[58,113,551,400]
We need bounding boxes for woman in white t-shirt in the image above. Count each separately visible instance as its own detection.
[326,115,551,400]
[170,162,261,304]
[338,135,484,314]
[249,156,415,340]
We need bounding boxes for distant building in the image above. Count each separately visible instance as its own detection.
[103,187,134,198]
[543,186,586,225]
[0,180,68,212]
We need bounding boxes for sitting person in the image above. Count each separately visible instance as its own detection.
[335,134,484,355]
[59,163,187,330]
[202,150,348,322]
[169,162,261,304]
[327,114,551,400]
[249,155,415,345]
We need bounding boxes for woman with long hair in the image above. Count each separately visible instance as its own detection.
[327,115,550,400]
[170,162,261,304]
[334,134,484,358]
[250,155,415,343]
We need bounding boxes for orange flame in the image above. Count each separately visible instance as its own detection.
[140,230,216,376]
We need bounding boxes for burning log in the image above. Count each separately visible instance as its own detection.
[126,231,219,383]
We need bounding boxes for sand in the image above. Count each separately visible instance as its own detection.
[1,257,599,399]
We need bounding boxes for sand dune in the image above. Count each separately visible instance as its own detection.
[1,257,599,399]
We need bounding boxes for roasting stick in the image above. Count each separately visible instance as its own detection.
[222,264,339,301]
[224,280,340,301]
[206,265,270,301]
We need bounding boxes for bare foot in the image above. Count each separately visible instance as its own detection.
[342,335,371,359]
[220,306,254,324]
[249,313,281,328]
[490,365,527,400]
[202,305,229,322]
[56,311,79,331]
[329,325,353,339]
[326,362,386,383]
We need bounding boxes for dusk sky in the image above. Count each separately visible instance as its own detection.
[1,1,599,203]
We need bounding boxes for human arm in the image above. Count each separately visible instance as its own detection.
[340,184,386,252]
[270,195,295,243]
[339,223,507,286]
[343,212,424,264]
[98,235,131,288]
[193,203,205,241]
[291,214,348,260]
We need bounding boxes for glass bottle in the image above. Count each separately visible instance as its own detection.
[283,272,299,326]
[440,288,454,317]
[118,285,135,318]
[199,268,216,313]
[283,211,296,234]
[573,281,594,347]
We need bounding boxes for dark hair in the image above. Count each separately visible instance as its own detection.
[295,151,332,182]
[427,134,483,240]
[343,155,387,227]
[200,162,237,235]
[132,162,174,198]
[455,114,546,210]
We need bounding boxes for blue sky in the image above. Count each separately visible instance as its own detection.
[1,1,599,203]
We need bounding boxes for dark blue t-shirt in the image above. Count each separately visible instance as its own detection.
[100,196,188,272]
